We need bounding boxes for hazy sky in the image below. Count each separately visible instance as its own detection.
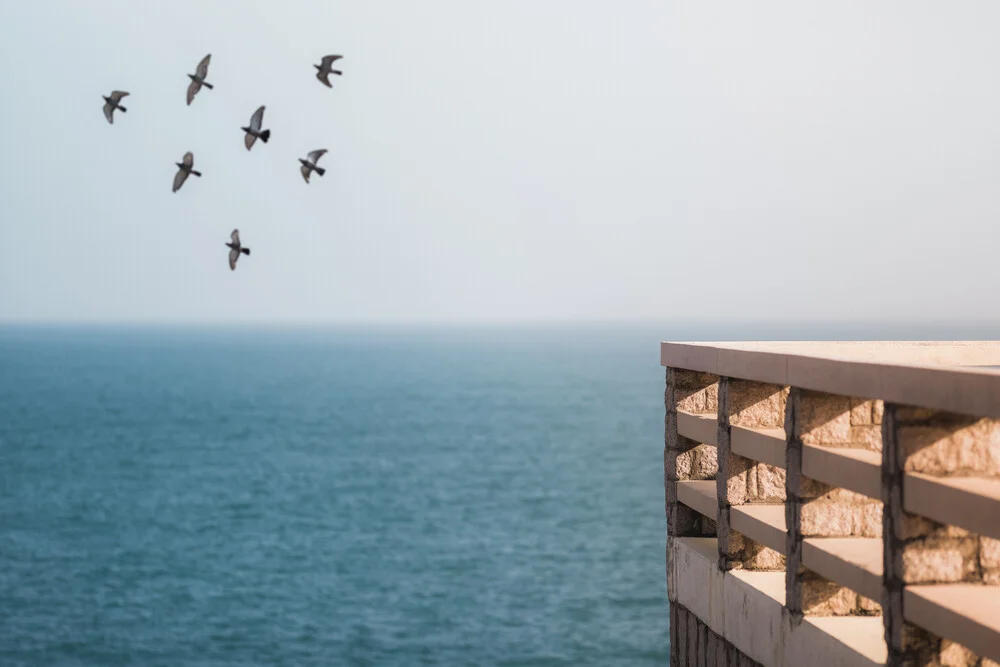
[1,2,999,324]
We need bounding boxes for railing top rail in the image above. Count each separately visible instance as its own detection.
[660,341,1000,418]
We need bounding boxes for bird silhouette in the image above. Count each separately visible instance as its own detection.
[314,55,343,88]
[102,91,129,124]
[172,152,201,193]
[299,149,327,183]
[226,229,250,271]
[241,105,271,150]
[186,54,213,106]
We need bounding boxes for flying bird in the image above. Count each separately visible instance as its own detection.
[226,229,250,271]
[299,149,327,183]
[172,152,201,193]
[186,54,213,105]
[314,55,343,88]
[241,106,270,150]
[102,91,129,124]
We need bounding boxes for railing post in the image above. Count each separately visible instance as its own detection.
[785,389,883,620]
[717,378,787,571]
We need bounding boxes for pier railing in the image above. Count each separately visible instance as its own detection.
[662,342,1000,666]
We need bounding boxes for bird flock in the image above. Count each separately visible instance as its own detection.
[102,53,345,271]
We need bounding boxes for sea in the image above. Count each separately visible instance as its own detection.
[0,325,675,666]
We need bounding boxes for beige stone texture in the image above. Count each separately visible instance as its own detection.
[741,542,785,571]
[849,424,883,451]
[897,513,973,541]
[798,392,852,445]
[938,639,979,666]
[872,400,885,425]
[670,369,719,414]
[857,594,881,615]
[899,419,1000,476]
[727,381,788,428]
[901,536,980,584]
[674,443,719,482]
[850,398,874,425]
[749,463,786,503]
[979,536,1000,568]
[801,575,861,616]
[722,454,752,506]
[801,500,882,538]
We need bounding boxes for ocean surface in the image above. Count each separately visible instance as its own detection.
[0,326,669,666]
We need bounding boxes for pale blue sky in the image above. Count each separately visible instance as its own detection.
[1,1,999,324]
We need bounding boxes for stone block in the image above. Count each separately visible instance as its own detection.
[697,621,707,666]
[670,603,678,664]
[895,512,972,541]
[858,594,881,614]
[980,536,1000,568]
[672,443,719,482]
[688,606,698,665]
[801,501,881,537]
[668,502,701,537]
[749,463,785,503]
[720,453,752,506]
[677,605,688,664]
[938,639,979,666]
[872,400,885,425]
[901,536,979,584]
[669,369,719,414]
[727,380,787,428]
[858,501,883,537]
[899,419,1000,476]
[741,542,785,571]
[848,424,882,451]
[850,398,873,425]
[801,576,859,616]
[798,392,851,445]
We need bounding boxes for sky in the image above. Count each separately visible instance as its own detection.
[1,1,999,325]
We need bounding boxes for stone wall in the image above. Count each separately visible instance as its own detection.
[671,603,763,667]
[661,341,1000,667]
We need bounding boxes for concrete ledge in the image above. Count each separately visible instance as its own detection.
[905,584,1000,663]
[662,342,1000,418]
[731,504,786,554]
[904,473,1000,541]
[671,537,886,666]
[677,410,718,446]
[676,480,717,520]
[802,538,883,602]
[731,425,786,469]
[802,445,882,500]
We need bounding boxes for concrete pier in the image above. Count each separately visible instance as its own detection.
[662,342,1000,666]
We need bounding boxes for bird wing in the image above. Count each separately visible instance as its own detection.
[320,55,343,68]
[103,102,114,124]
[196,54,211,78]
[307,149,327,165]
[182,151,194,167]
[229,247,239,270]
[231,229,241,245]
[301,164,312,183]
[186,79,201,105]
[172,168,189,192]
[316,70,332,88]
[110,91,129,102]
[249,105,265,132]
[244,131,257,151]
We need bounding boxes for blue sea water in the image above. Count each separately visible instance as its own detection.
[0,326,669,666]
